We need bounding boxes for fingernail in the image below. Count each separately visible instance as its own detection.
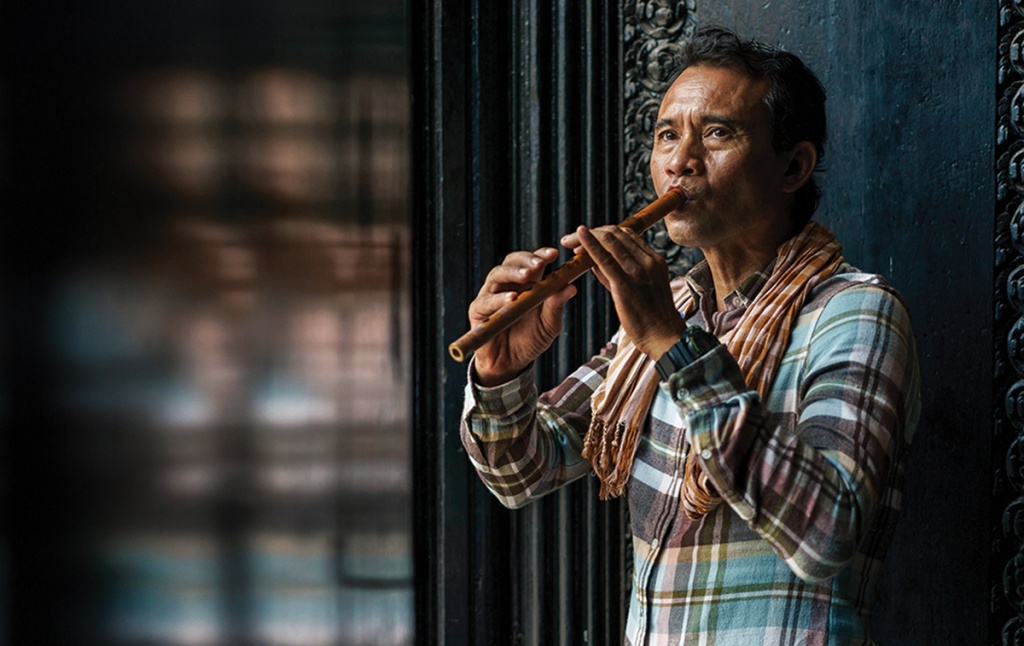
[519,267,528,276]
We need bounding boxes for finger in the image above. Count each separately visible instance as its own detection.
[499,248,558,274]
[585,226,661,279]
[483,248,559,292]
[525,246,561,263]
[546,282,577,309]
[613,227,662,263]
[560,231,582,251]
[537,283,577,333]
[469,290,519,320]
[597,226,651,265]
[577,225,632,281]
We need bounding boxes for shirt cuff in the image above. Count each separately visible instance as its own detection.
[466,360,538,418]
[659,344,750,411]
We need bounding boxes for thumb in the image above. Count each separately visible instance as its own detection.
[538,283,577,333]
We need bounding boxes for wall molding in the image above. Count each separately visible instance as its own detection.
[995,1,1024,642]
[622,0,702,277]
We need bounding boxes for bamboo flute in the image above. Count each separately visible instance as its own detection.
[448,187,686,362]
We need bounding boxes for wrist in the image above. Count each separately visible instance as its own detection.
[639,317,690,359]
[654,325,720,380]
[472,356,531,387]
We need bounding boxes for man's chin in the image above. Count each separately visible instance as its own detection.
[663,217,704,249]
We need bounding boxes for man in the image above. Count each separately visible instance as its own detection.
[460,26,920,645]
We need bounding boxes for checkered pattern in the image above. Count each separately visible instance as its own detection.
[460,264,920,645]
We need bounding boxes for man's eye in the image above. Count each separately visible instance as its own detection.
[656,130,677,142]
[706,127,730,138]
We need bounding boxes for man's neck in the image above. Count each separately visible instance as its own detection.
[703,248,777,312]
[699,216,799,312]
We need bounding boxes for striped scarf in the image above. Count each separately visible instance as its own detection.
[581,221,844,519]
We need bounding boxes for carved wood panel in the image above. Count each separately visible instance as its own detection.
[622,0,703,278]
[996,1,1024,642]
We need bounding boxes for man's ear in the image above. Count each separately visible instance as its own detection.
[781,141,817,194]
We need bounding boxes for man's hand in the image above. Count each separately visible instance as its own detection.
[469,247,577,386]
[566,225,686,359]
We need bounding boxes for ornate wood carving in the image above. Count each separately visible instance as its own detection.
[622,0,702,278]
[997,2,1024,642]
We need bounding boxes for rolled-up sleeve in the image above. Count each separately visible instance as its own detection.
[666,282,920,582]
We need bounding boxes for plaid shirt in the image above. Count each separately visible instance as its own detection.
[460,262,920,645]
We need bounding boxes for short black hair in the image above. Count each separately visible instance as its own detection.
[672,26,827,228]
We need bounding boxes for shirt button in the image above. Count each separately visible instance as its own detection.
[651,538,659,549]
[701,449,712,460]
[676,388,689,399]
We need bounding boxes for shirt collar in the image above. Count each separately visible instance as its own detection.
[684,257,778,335]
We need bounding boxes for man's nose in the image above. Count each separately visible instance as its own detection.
[664,135,703,177]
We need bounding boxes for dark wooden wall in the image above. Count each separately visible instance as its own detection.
[412,2,632,644]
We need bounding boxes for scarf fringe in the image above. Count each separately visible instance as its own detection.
[681,451,720,519]
[584,419,642,500]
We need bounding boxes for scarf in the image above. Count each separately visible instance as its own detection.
[581,221,844,519]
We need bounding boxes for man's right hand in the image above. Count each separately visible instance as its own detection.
[469,247,577,386]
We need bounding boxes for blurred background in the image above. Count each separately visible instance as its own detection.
[6,1,412,644]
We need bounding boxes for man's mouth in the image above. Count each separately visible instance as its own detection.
[666,186,697,210]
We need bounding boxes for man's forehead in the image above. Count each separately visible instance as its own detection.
[657,65,769,120]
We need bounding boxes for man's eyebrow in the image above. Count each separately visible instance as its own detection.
[654,115,746,131]
[698,114,743,129]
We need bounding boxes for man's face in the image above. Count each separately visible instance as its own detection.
[649,65,794,251]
